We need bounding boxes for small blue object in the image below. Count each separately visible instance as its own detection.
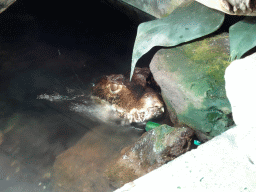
[194,140,201,146]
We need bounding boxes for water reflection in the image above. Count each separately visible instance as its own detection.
[0,52,143,192]
[0,1,144,191]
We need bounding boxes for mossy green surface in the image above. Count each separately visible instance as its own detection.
[182,34,230,94]
[152,125,174,152]
[154,33,234,137]
[164,34,230,100]
[178,34,233,136]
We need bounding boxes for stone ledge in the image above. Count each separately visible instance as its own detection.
[115,125,256,191]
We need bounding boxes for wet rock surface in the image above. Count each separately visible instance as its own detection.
[150,33,234,137]
[52,125,141,192]
[105,124,194,188]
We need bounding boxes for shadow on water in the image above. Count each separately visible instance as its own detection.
[0,0,145,191]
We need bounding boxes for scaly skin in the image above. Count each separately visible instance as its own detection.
[91,68,165,124]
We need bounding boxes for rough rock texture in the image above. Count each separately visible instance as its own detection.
[115,126,256,192]
[105,125,194,188]
[150,33,234,137]
[92,67,165,124]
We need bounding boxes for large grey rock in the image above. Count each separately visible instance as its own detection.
[150,33,234,137]
[105,125,194,188]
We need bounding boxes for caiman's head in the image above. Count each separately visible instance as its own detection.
[91,68,165,124]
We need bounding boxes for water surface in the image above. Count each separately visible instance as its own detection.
[0,1,144,191]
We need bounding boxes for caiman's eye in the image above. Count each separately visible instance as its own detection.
[111,84,118,91]
[109,84,122,94]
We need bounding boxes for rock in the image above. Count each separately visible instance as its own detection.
[114,125,256,192]
[0,0,16,14]
[91,67,165,124]
[150,32,234,137]
[114,0,190,18]
[196,0,256,16]
[225,52,256,163]
[225,52,256,127]
[225,53,256,166]
[52,125,141,192]
[105,125,194,188]
[115,0,256,18]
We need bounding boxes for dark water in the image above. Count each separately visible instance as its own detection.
[0,1,146,191]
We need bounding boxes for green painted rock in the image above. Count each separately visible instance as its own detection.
[150,33,234,137]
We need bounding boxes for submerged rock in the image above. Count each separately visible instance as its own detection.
[52,125,142,192]
[105,124,194,188]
